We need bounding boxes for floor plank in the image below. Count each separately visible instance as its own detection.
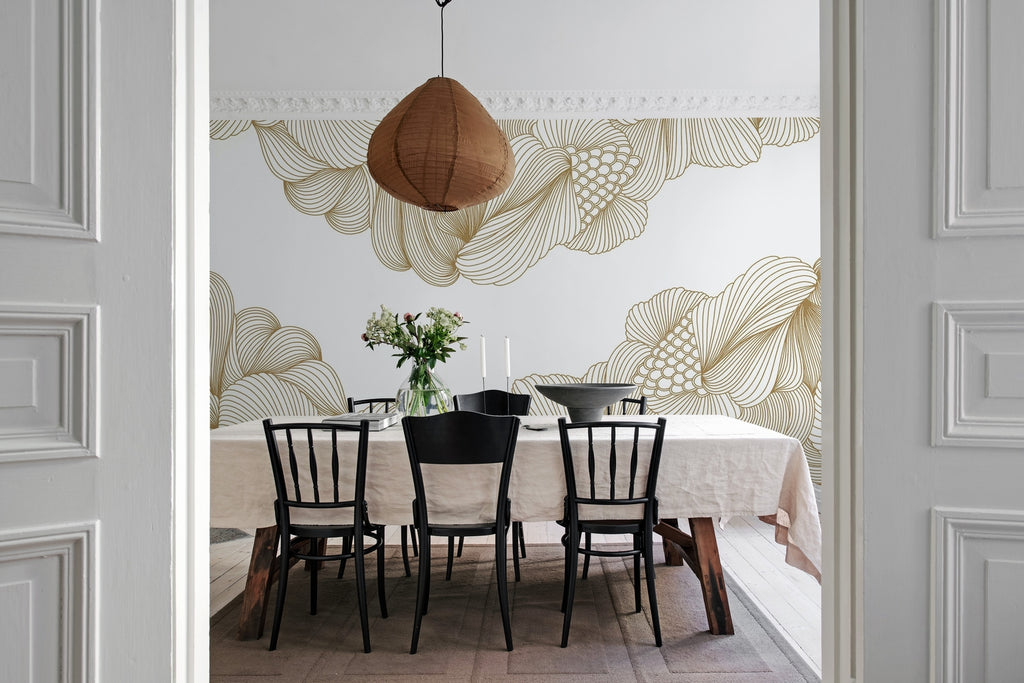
[716,516,821,675]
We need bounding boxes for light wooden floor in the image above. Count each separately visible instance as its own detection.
[211,517,822,677]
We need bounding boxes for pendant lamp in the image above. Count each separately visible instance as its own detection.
[366,0,515,212]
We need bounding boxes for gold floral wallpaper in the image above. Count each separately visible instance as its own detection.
[211,116,819,286]
[209,271,348,428]
[210,115,822,483]
[512,256,822,481]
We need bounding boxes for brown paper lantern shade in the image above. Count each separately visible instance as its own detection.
[367,77,515,212]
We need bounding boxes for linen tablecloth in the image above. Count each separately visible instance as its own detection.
[211,414,821,580]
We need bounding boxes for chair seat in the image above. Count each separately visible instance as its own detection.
[288,522,383,538]
[424,522,500,537]
[561,519,646,535]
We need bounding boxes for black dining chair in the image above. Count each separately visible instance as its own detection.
[342,396,418,578]
[588,394,649,578]
[262,419,388,652]
[402,410,520,654]
[556,416,666,648]
[348,397,395,413]
[606,395,648,416]
[452,389,531,580]
[454,389,532,416]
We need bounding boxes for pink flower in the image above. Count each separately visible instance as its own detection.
[454,312,462,319]
[404,313,414,322]
[360,333,368,341]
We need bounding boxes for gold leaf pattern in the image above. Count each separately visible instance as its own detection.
[740,384,814,442]
[498,119,537,140]
[371,192,463,286]
[210,119,252,140]
[209,273,348,428]
[611,118,686,192]
[215,116,819,286]
[686,118,763,168]
[805,380,823,478]
[245,121,378,236]
[625,289,709,348]
[251,121,331,181]
[219,374,323,427]
[517,256,823,484]
[756,116,822,147]
[455,134,580,285]
[210,272,234,397]
[285,120,376,169]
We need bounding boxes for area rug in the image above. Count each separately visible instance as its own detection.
[210,543,819,682]
[211,527,251,544]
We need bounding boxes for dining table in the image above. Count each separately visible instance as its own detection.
[211,413,822,640]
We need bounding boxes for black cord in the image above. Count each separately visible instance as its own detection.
[435,0,453,77]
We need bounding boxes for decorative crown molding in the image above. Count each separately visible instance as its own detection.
[210,89,820,119]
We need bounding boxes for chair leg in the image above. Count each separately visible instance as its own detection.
[582,532,592,579]
[409,524,418,556]
[354,534,371,653]
[376,530,388,619]
[310,540,319,616]
[400,525,411,577]
[516,521,526,558]
[495,532,513,651]
[336,535,351,579]
[512,525,521,583]
[560,528,572,613]
[445,536,455,581]
[633,534,642,612]
[643,529,662,647]
[422,535,431,615]
[456,535,465,557]
[410,533,431,654]
[560,528,580,647]
[268,536,291,651]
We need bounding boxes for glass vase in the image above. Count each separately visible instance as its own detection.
[396,362,453,417]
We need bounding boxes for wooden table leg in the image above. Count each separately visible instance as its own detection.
[658,517,690,566]
[237,525,279,640]
[653,517,734,635]
[687,517,733,635]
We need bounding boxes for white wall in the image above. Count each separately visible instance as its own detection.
[212,0,818,93]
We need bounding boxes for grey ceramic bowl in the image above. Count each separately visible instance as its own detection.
[534,383,636,422]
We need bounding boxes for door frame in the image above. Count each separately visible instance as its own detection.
[820,1,862,681]
[181,2,860,681]
[174,0,210,680]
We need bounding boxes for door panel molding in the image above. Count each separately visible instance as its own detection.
[0,522,95,682]
[0,305,97,463]
[933,508,1024,682]
[0,0,97,240]
[932,301,1024,447]
[935,0,1024,237]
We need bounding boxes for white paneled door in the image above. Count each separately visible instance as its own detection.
[0,1,206,681]
[828,0,1024,681]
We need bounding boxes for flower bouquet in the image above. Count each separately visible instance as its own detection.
[362,306,468,416]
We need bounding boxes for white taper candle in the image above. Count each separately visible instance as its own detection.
[504,336,511,377]
[480,335,487,379]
